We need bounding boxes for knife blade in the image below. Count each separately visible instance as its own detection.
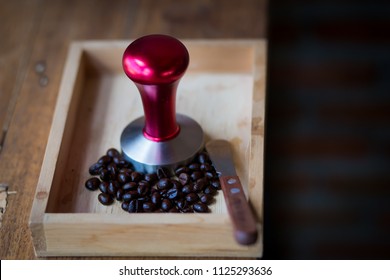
[206,139,258,245]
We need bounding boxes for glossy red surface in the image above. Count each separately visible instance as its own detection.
[122,34,189,141]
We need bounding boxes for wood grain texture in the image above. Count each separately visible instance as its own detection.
[0,0,267,259]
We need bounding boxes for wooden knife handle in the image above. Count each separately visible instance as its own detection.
[220,175,258,245]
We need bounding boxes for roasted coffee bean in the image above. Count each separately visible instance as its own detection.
[203,186,217,195]
[194,178,208,192]
[185,192,199,204]
[205,171,216,179]
[154,208,164,213]
[188,163,200,171]
[166,188,181,200]
[137,183,149,197]
[117,173,130,184]
[144,173,158,184]
[108,181,120,195]
[106,148,120,158]
[119,168,133,175]
[99,168,111,181]
[210,179,221,190]
[178,173,190,185]
[130,171,143,182]
[138,180,150,188]
[122,182,137,192]
[123,190,138,202]
[197,152,210,164]
[116,188,124,201]
[181,207,194,213]
[142,202,155,212]
[161,199,173,211]
[157,178,172,190]
[151,192,162,207]
[99,181,110,194]
[98,193,114,205]
[193,202,209,213]
[200,194,213,205]
[157,167,170,179]
[190,171,203,181]
[107,163,118,179]
[182,183,194,194]
[128,199,142,213]
[89,162,104,175]
[200,163,213,172]
[176,199,188,210]
[113,156,127,167]
[85,177,100,191]
[169,207,179,213]
[175,166,190,176]
[98,155,112,165]
[171,179,182,190]
[121,201,129,211]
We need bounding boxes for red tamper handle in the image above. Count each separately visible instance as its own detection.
[122,34,189,142]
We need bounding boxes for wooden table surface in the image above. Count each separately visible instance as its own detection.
[0,0,267,259]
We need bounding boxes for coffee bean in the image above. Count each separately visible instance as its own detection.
[144,173,158,184]
[194,178,208,192]
[106,148,120,158]
[205,171,216,179]
[137,183,149,197]
[154,208,164,213]
[98,155,112,165]
[157,178,172,190]
[119,168,133,175]
[200,163,213,172]
[122,182,137,192]
[123,190,138,202]
[176,199,189,210]
[116,189,124,201]
[113,156,127,167]
[161,199,173,211]
[107,162,118,176]
[203,186,217,195]
[118,173,130,184]
[108,181,120,195]
[128,199,142,213]
[169,207,179,213]
[175,166,190,176]
[99,181,110,194]
[180,207,194,213]
[190,171,203,181]
[130,171,143,182]
[151,192,162,207]
[182,183,194,194]
[85,177,100,191]
[171,179,182,190]
[193,202,209,213]
[188,163,200,171]
[89,162,104,175]
[197,152,210,164]
[143,202,155,212]
[178,173,190,185]
[157,167,169,179]
[185,192,199,204]
[200,194,213,205]
[99,168,110,181]
[121,201,129,211]
[210,179,221,190]
[166,188,181,200]
[98,193,114,205]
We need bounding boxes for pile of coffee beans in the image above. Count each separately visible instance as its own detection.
[84,148,221,213]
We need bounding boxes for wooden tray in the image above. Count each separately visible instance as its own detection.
[29,39,267,257]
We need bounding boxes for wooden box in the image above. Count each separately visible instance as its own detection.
[29,39,267,257]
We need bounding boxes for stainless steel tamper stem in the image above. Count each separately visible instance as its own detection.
[120,34,204,174]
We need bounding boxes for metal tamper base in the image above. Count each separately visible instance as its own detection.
[121,114,204,174]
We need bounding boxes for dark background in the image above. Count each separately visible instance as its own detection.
[264,0,390,259]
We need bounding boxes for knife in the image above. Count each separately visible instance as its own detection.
[206,139,258,245]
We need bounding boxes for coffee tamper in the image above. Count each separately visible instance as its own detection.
[121,34,204,174]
